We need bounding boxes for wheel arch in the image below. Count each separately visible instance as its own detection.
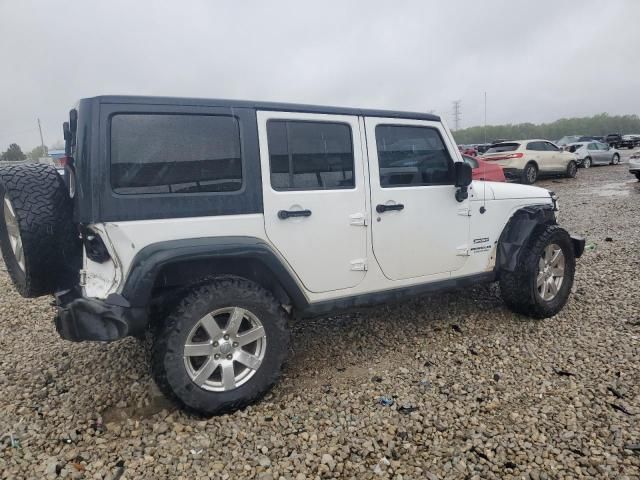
[495,204,557,275]
[121,236,309,312]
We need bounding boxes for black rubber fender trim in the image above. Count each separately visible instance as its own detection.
[120,236,309,310]
[496,204,557,273]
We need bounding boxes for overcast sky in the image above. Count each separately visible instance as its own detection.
[1,0,639,150]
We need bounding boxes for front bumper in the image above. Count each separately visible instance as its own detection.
[54,288,147,342]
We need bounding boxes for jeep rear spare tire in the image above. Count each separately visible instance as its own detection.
[499,225,576,319]
[0,164,79,297]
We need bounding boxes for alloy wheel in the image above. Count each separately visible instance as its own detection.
[3,195,24,272]
[183,307,267,392]
[536,244,565,301]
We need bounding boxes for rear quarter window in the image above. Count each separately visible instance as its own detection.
[486,143,520,153]
[110,114,242,195]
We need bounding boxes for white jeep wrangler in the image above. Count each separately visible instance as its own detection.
[0,96,584,415]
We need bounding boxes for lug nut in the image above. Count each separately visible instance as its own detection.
[232,342,239,348]
[213,341,218,347]
[223,334,230,340]
[214,354,220,359]
[226,354,232,360]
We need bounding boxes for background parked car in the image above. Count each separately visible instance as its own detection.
[568,141,620,168]
[577,135,604,143]
[605,133,622,148]
[620,134,640,149]
[458,145,478,157]
[629,151,640,181]
[482,139,578,184]
[462,154,505,182]
[556,135,582,147]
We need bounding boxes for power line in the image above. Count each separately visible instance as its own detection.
[452,100,461,131]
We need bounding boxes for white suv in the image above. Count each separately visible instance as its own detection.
[0,96,585,415]
[482,139,579,184]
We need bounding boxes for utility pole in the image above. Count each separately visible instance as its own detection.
[37,118,46,158]
[484,92,487,144]
[452,100,461,131]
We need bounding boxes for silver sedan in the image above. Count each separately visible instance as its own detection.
[568,141,621,168]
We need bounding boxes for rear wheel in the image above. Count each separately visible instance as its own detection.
[0,164,80,297]
[522,163,538,184]
[582,157,592,168]
[499,225,575,319]
[566,161,577,178]
[152,277,290,415]
[611,154,620,165]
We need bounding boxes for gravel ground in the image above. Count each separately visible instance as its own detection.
[1,156,639,480]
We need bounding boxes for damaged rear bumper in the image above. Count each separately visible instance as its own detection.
[54,288,147,342]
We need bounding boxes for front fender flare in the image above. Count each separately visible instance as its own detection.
[496,204,557,273]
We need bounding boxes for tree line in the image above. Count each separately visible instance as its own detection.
[453,113,640,145]
[0,144,48,162]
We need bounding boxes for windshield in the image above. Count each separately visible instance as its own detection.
[485,143,520,153]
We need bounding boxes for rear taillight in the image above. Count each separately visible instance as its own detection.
[55,155,73,167]
[484,152,524,161]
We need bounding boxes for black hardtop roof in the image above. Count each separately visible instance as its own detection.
[85,95,441,122]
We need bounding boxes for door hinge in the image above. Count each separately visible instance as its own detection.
[349,212,368,226]
[456,245,470,256]
[350,258,368,271]
[79,269,87,287]
[457,206,472,216]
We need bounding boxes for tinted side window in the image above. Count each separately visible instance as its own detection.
[267,120,354,191]
[376,125,454,187]
[545,142,560,151]
[110,114,242,195]
[526,141,543,151]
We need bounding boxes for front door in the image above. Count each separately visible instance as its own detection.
[365,117,470,281]
[257,111,368,293]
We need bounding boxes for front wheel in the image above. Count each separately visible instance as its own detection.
[582,157,592,168]
[611,154,620,165]
[152,277,290,415]
[566,161,577,178]
[499,225,576,319]
[522,163,538,184]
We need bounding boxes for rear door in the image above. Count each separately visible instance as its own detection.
[543,141,566,171]
[587,142,602,164]
[365,117,470,280]
[257,111,368,293]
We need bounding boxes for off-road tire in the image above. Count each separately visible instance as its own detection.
[522,162,538,184]
[566,160,577,178]
[151,276,290,415]
[499,225,576,319]
[0,164,79,297]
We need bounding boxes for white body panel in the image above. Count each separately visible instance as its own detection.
[83,115,554,307]
[364,117,470,280]
[256,111,368,293]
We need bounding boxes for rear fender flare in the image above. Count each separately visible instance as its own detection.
[121,236,309,310]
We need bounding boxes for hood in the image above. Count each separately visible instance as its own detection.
[484,182,551,200]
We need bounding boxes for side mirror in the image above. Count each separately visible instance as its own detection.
[454,162,472,202]
[454,161,472,187]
